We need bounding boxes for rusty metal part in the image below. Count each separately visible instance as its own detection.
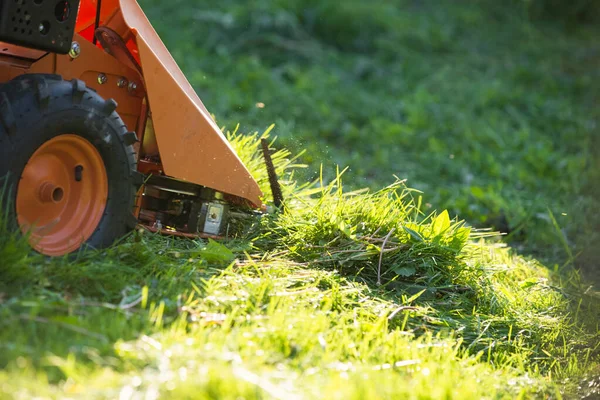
[95,26,142,73]
[140,224,223,240]
[261,138,284,211]
[137,159,162,175]
[0,54,32,82]
[0,42,46,60]
[138,208,157,222]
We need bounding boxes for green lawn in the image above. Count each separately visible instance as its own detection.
[139,0,600,278]
[1,0,600,398]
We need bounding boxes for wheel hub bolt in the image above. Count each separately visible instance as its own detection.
[39,182,64,203]
[117,77,128,88]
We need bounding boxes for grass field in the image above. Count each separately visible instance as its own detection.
[1,0,600,398]
[139,0,600,279]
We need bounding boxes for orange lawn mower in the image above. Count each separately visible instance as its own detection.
[0,0,274,257]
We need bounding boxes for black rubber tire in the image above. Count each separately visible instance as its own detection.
[0,74,141,254]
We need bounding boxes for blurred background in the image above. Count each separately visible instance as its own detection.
[138,0,600,284]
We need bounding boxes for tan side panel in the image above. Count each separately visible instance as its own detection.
[119,0,263,207]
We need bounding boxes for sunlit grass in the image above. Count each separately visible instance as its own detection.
[137,0,600,280]
[1,0,599,397]
[0,128,598,399]
[0,260,563,399]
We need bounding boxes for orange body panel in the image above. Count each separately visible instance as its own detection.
[118,0,263,207]
[27,35,144,134]
[0,42,46,60]
[0,54,33,82]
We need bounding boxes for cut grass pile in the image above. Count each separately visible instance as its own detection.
[0,130,599,399]
[136,0,600,280]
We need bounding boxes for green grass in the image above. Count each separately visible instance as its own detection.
[136,0,600,279]
[1,129,599,398]
[1,0,600,398]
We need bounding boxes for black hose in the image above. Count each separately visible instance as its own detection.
[92,0,102,45]
[261,138,285,212]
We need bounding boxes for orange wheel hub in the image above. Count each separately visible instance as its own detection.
[16,134,108,256]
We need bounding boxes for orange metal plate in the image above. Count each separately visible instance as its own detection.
[0,42,46,60]
[119,0,263,207]
[27,34,144,134]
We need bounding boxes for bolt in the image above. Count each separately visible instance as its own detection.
[69,41,81,59]
[128,81,138,93]
[97,73,107,85]
[117,77,128,88]
[39,182,64,203]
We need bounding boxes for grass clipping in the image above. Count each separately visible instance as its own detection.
[0,127,598,399]
[234,127,600,392]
